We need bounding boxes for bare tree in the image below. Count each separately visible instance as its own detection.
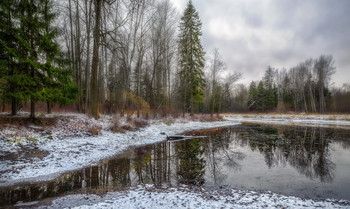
[208,48,225,117]
[90,0,103,119]
[314,55,336,113]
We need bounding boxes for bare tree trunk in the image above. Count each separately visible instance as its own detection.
[68,0,76,93]
[319,84,325,113]
[84,0,92,113]
[30,97,35,119]
[211,83,215,117]
[309,83,316,112]
[29,1,35,120]
[75,0,83,112]
[11,98,17,116]
[47,101,52,114]
[90,0,102,119]
[10,63,17,115]
[303,91,308,113]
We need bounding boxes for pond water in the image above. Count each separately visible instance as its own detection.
[1,124,350,206]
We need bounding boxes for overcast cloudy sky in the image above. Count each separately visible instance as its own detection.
[170,0,350,87]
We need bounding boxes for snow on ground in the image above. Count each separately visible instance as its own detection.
[1,113,350,187]
[0,113,239,186]
[2,112,350,208]
[37,185,350,209]
[224,114,350,127]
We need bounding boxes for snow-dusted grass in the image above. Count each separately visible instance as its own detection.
[2,112,350,208]
[0,112,239,186]
[224,113,350,127]
[38,185,350,209]
[1,112,350,187]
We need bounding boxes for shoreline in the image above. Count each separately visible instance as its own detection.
[1,112,350,208]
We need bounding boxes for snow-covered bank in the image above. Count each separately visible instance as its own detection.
[2,113,350,207]
[36,185,350,209]
[0,113,239,187]
[1,113,350,187]
[224,114,350,127]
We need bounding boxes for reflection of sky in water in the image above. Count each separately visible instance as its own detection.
[1,124,350,205]
[202,125,350,200]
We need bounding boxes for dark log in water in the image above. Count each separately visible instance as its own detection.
[160,132,207,140]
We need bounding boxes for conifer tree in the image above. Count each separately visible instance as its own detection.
[247,81,257,110]
[263,67,277,110]
[39,0,78,114]
[0,0,78,118]
[0,0,22,115]
[256,81,266,111]
[178,0,205,116]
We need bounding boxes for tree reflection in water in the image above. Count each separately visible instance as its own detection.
[1,124,350,206]
[175,139,205,185]
[201,128,246,185]
[239,125,336,183]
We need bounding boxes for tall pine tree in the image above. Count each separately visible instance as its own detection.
[0,0,22,115]
[178,0,205,116]
[39,0,78,114]
[247,81,257,110]
[0,0,78,119]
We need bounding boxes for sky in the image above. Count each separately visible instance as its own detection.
[170,0,350,87]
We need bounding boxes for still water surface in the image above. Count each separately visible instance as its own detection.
[1,124,350,205]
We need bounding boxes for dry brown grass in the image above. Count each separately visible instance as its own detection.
[184,127,227,136]
[110,117,149,133]
[88,126,102,135]
[0,114,59,127]
[133,118,149,128]
[121,124,134,131]
[164,118,175,126]
[110,118,126,133]
[197,114,225,122]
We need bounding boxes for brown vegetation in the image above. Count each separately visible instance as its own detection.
[133,118,149,128]
[110,117,149,133]
[88,126,102,136]
[184,127,227,136]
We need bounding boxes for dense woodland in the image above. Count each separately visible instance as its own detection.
[0,0,349,120]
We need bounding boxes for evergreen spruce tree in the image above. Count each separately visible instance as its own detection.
[0,0,78,118]
[178,0,205,116]
[39,0,78,114]
[263,67,272,109]
[247,81,257,110]
[263,67,277,110]
[256,81,266,111]
[0,0,23,115]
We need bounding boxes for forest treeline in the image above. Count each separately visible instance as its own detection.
[0,0,349,120]
[246,56,350,113]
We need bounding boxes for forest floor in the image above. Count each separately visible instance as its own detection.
[1,112,350,208]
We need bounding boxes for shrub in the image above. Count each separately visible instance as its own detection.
[124,91,151,117]
[110,118,125,133]
[88,126,102,135]
[164,118,175,126]
[133,118,149,128]
[121,124,133,131]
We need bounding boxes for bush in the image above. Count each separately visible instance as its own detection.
[164,118,175,126]
[110,118,125,133]
[88,126,102,135]
[124,91,151,117]
[121,124,133,131]
[133,118,149,128]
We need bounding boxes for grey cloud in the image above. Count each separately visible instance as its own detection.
[173,0,350,86]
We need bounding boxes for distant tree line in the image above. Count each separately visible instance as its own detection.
[246,55,350,113]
